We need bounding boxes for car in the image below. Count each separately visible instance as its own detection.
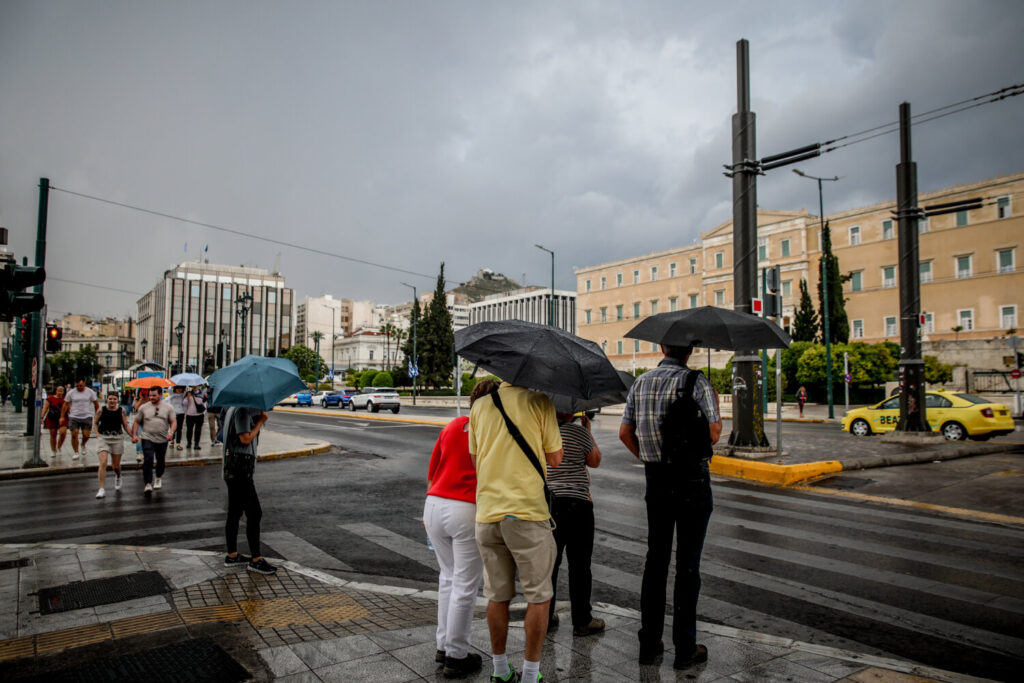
[841,389,1014,441]
[311,390,329,403]
[277,393,300,406]
[349,386,401,414]
[295,391,313,406]
[320,391,345,408]
[339,388,357,406]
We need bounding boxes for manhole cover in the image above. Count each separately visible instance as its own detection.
[37,571,170,615]
[15,637,249,682]
[0,558,31,570]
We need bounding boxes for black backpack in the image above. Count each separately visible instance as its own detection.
[659,369,713,467]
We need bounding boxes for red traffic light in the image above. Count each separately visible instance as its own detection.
[48,326,60,339]
[45,325,62,353]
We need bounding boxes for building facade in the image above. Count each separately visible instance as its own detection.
[468,287,577,333]
[59,336,135,376]
[333,328,388,372]
[136,261,294,374]
[295,295,346,352]
[576,172,1023,370]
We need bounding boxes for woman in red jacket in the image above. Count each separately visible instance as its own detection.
[424,379,498,679]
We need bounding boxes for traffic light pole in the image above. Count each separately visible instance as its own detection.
[25,178,49,440]
[25,306,47,468]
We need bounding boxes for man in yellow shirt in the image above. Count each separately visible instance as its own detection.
[469,382,563,683]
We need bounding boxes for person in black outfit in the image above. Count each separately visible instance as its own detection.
[184,388,206,449]
[222,406,276,575]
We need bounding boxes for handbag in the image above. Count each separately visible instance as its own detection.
[221,407,255,480]
[489,389,552,513]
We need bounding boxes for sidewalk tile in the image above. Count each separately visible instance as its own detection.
[315,651,419,683]
[785,650,869,679]
[0,635,34,662]
[276,672,325,683]
[729,655,835,682]
[35,622,111,653]
[388,640,451,678]
[366,624,439,652]
[291,633,384,669]
[258,644,310,677]
[110,610,183,638]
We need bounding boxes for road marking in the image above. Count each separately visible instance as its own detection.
[278,407,448,427]
[296,420,370,430]
[262,531,353,571]
[338,522,437,570]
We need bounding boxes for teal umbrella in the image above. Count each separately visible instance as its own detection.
[207,355,307,410]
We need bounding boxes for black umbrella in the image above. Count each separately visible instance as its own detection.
[455,320,624,399]
[624,306,792,351]
[545,370,635,414]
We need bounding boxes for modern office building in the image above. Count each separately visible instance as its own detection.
[576,171,1023,370]
[136,261,294,374]
[468,287,576,333]
[295,295,347,351]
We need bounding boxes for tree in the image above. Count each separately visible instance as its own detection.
[791,279,819,342]
[282,344,326,383]
[401,298,422,378]
[951,325,964,341]
[372,371,394,387]
[923,355,953,385]
[420,263,455,388]
[390,327,406,367]
[781,341,814,392]
[817,222,850,344]
[359,368,377,388]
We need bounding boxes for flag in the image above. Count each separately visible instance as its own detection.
[183,242,187,252]
[204,244,208,253]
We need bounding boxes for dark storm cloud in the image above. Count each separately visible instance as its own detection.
[1,1,1021,318]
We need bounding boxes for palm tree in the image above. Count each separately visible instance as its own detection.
[381,323,396,369]
[309,331,325,380]
[390,327,406,366]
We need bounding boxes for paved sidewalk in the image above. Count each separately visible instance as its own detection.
[0,543,979,682]
[0,407,330,480]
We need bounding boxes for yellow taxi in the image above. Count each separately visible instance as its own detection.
[841,389,1015,441]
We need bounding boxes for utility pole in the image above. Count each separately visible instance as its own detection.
[235,292,252,360]
[401,283,418,406]
[25,178,49,438]
[535,244,555,326]
[727,39,766,447]
[894,102,929,432]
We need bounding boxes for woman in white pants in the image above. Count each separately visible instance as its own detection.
[423,379,498,679]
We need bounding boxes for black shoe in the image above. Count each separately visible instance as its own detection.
[673,644,708,669]
[224,553,251,567]
[247,557,278,575]
[638,641,664,665]
[572,618,605,636]
[435,649,446,664]
[547,612,559,632]
[443,652,482,678]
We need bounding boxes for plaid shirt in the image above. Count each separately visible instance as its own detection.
[621,358,720,463]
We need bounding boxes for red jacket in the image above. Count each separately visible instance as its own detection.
[426,416,476,503]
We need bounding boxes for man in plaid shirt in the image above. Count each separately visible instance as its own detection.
[619,344,721,670]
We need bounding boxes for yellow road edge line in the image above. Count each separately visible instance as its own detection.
[277,406,449,426]
[710,455,843,486]
[789,484,1024,527]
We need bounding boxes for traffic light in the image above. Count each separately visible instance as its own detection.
[763,266,782,317]
[17,315,30,354]
[45,325,62,353]
[1017,351,1024,370]
[0,263,45,321]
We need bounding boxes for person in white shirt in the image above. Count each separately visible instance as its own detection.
[61,378,99,460]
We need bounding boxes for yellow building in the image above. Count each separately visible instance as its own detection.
[576,172,1023,370]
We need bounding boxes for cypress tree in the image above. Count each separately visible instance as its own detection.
[816,222,850,344]
[791,278,819,342]
[421,263,454,388]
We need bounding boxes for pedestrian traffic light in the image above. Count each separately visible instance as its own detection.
[45,325,62,353]
[17,315,30,355]
[0,263,45,321]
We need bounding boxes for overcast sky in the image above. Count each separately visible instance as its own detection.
[2,1,1022,319]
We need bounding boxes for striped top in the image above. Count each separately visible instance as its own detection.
[547,421,595,501]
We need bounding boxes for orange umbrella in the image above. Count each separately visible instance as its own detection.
[126,376,175,389]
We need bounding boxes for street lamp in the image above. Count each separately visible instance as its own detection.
[535,244,555,326]
[140,338,147,363]
[235,292,253,360]
[793,168,840,419]
[219,328,228,369]
[321,304,337,386]
[174,321,185,375]
[400,282,418,406]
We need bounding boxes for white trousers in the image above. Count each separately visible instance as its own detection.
[424,495,483,659]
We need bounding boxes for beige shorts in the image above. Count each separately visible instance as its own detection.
[475,518,556,604]
[98,434,124,456]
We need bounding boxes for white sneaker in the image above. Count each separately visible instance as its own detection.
[72,451,80,460]
[136,454,143,463]
[144,483,153,498]
[115,475,122,490]
[153,476,162,490]
[96,488,105,499]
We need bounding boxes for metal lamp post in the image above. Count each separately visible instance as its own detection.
[235,293,253,360]
[174,321,185,375]
[793,168,840,419]
[400,282,418,406]
[321,304,336,385]
[141,338,147,363]
[535,244,555,326]
[219,329,228,369]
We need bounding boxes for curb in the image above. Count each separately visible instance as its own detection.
[710,456,844,486]
[277,406,448,427]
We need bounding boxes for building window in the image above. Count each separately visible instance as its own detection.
[651,342,658,352]
[781,239,790,258]
[997,195,1011,219]
[998,248,1015,274]
[650,300,658,315]
[633,302,641,318]
[758,238,767,262]
[669,297,678,312]
[849,226,861,246]
[600,307,607,323]
[714,289,725,306]
[617,341,623,355]
[601,341,607,353]
[689,294,698,308]
[782,280,792,298]
[669,262,677,278]
[958,309,974,331]
[919,261,932,283]
[369,349,374,360]
[190,284,200,298]
[616,305,623,321]
[923,312,934,333]
[715,252,724,269]
[634,340,640,352]
[882,219,894,240]
[956,255,972,279]
[650,266,658,282]
[689,258,697,274]
[882,266,896,289]
[616,272,623,287]
[585,279,591,293]
[919,217,929,233]
[633,270,640,284]
[585,310,591,325]
[956,210,968,227]
[852,319,864,339]
[1001,305,1018,329]
[600,276,606,290]
[884,316,897,337]
[850,271,862,292]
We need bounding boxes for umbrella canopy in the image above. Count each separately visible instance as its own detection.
[206,354,307,411]
[455,320,624,399]
[170,372,206,387]
[126,376,175,389]
[545,370,635,414]
[625,306,792,351]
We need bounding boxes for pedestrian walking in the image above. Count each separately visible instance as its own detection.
[41,385,68,457]
[797,386,808,418]
[207,398,222,446]
[424,379,497,679]
[619,344,721,670]
[168,386,186,450]
[547,411,604,637]
[93,392,131,499]
[470,381,563,683]
[122,388,134,416]
[221,406,276,575]
[132,390,147,463]
[61,378,99,460]
[130,386,176,498]
[0,379,10,407]
[184,387,206,450]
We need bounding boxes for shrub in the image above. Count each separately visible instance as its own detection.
[372,371,394,387]
[359,368,377,388]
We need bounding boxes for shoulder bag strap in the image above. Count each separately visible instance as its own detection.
[683,368,701,399]
[490,389,550,494]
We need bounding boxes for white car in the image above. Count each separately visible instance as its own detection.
[349,387,401,414]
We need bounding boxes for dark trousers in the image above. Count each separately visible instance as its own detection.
[141,440,168,485]
[174,413,185,444]
[639,461,713,653]
[225,477,262,557]
[185,414,205,447]
[549,496,595,626]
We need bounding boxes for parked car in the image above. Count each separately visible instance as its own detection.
[296,391,313,406]
[339,388,357,406]
[841,389,1014,440]
[320,391,345,408]
[349,387,401,413]
[278,393,300,407]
